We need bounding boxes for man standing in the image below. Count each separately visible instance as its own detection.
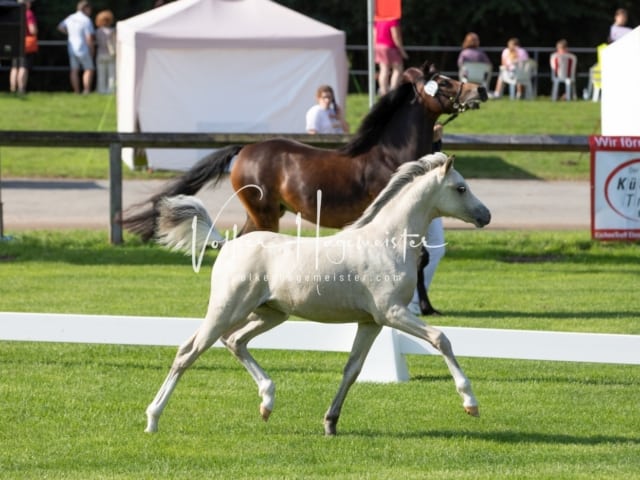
[58,1,95,94]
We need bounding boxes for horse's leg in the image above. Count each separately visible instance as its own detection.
[411,248,440,316]
[416,247,439,315]
[383,306,479,416]
[145,327,218,432]
[324,322,382,436]
[221,307,288,421]
[145,303,252,432]
[235,184,282,234]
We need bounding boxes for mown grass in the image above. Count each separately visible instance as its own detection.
[0,91,600,180]
[1,229,638,334]
[0,340,638,479]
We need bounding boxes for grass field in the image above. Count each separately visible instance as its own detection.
[0,91,600,180]
[1,93,638,479]
[1,342,638,479]
[0,228,639,478]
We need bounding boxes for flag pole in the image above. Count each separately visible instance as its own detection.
[367,0,375,108]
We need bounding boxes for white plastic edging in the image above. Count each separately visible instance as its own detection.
[0,312,638,383]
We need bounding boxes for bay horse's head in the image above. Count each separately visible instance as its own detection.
[403,62,488,116]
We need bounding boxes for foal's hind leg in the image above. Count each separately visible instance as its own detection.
[145,319,231,433]
[221,306,288,421]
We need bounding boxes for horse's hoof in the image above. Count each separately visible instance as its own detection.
[464,405,480,417]
[260,405,272,421]
[421,306,442,316]
[324,421,337,436]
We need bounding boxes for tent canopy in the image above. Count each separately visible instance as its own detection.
[601,26,640,136]
[117,0,348,170]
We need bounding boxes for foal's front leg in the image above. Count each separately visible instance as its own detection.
[324,322,382,435]
[384,305,479,416]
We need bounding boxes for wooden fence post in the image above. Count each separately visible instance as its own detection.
[109,142,123,245]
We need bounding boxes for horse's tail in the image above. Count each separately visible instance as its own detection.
[120,145,243,242]
[156,195,225,254]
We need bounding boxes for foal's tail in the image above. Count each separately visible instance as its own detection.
[156,195,225,254]
[120,145,243,242]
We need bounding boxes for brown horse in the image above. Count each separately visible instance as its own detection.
[122,62,487,313]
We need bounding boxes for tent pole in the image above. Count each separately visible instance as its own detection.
[367,0,375,108]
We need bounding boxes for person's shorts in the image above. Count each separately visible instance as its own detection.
[11,54,34,69]
[375,45,403,66]
[69,52,95,71]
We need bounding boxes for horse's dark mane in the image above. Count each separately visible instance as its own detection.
[348,153,447,229]
[338,62,436,158]
[338,82,416,158]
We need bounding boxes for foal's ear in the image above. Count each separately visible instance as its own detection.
[445,155,455,173]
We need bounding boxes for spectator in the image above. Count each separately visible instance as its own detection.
[457,32,492,89]
[608,8,632,43]
[550,39,576,101]
[305,85,349,134]
[58,1,95,94]
[374,17,408,95]
[550,38,574,77]
[95,10,116,94]
[492,37,529,99]
[457,32,491,69]
[9,0,38,95]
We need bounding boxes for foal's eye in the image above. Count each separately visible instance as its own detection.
[456,185,467,194]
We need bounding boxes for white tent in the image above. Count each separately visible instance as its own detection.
[601,26,640,135]
[116,0,348,170]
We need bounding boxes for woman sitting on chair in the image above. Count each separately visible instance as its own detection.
[492,37,529,99]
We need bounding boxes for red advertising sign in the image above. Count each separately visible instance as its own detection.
[590,136,640,240]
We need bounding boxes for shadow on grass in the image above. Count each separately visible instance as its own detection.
[452,154,540,180]
[0,239,216,266]
[407,429,640,445]
[446,309,639,321]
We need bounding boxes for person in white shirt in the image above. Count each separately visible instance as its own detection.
[305,85,349,134]
[58,1,95,94]
[608,8,633,43]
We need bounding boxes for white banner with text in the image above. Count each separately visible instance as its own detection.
[590,136,640,240]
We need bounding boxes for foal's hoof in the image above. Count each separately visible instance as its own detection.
[260,405,272,421]
[464,405,480,417]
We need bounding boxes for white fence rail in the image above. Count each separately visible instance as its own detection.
[1,312,638,382]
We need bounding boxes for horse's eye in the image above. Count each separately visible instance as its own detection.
[457,185,467,194]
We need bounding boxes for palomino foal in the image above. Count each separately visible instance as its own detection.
[145,153,491,435]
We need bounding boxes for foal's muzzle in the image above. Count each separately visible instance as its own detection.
[474,206,491,228]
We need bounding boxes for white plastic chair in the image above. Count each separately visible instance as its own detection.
[459,62,492,89]
[500,59,537,100]
[550,52,577,101]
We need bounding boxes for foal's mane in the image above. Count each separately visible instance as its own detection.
[348,153,447,229]
[339,62,434,158]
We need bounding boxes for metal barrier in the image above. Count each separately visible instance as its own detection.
[0,130,589,244]
[0,42,598,95]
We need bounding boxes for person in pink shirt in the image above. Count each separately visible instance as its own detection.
[374,17,408,95]
[492,37,529,98]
